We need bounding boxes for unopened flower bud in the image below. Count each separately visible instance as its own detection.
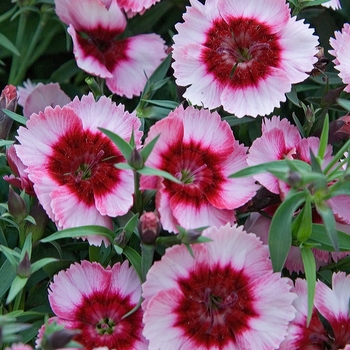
[181,229,202,244]
[287,171,302,188]
[25,201,49,242]
[138,212,161,245]
[8,186,27,222]
[128,147,144,170]
[17,252,31,278]
[45,328,80,350]
[308,46,329,77]
[0,85,17,140]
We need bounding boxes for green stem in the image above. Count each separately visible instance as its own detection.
[12,13,47,85]
[8,10,28,84]
[133,171,143,215]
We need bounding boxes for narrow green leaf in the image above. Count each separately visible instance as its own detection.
[31,258,58,274]
[140,243,155,282]
[6,276,28,304]
[98,127,133,160]
[0,33,20,56]
[0,140,14,147]
[309,150,323,174]
[0,258,16,298]
[21,232,32,260]
[269,191,306,272]
[0,245,20,268]
[317,115,329,160]
[286,86,300,107]
[138,166,182,184]
[146,54,172,87]
[141,100,179,109]
[296,197,313,243]
[229,160,311,178]
[2,109,27,125]
[40,225,115,243]
[140,134,160,162]
[115,162,133,170]
[308,224,350,251]
[122,246,142,279]
[300,247,316,326]
[315,202,338,251]
[124,213,139,242]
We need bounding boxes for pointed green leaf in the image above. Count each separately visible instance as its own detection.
[2,109,27,125]
[300,246,316,326]
[31,258,58,274]
[0,33,20,56]
[138,166,182,184]
[317,115,329,160]
[296,196,313,243]
[229,160,311,178]
[140,134,160,162]
[0,140,14,147]
[308,224,350,251]
[141,99,179,109]
[124,213,139,242]
[0,258,16,298]
[122,246,142,279]
[315,201,338,251]
[98,127,133,160]
[0,245,20,268]
[40,225,115,243]
[6,275,28,304]
[115,162,134,170]
[21,232,32,260]
[269,191,307,272]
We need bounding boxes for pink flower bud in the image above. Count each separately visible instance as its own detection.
[138,212,161,244]
[0,85,17,139]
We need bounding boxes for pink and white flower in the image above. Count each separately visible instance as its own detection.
[247,116,350,224]
[140,105,258,233]
[49,260,147,349]
[330,23,350,93]
[16,93,141,246]
[280,273,350,349]
[142,224,296,350]
[55,0,167,98]
[172,0,318,118]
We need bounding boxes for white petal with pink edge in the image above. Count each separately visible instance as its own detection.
[315,272,350,321]
[218,0,290,34]
[67,93,142,144]
[142,243,208,311]
[169,192,236,230]
[203,224,272,279]
[50,185,113,246]
[106,34,167,98]
[220,67,291,118]
[143,290,186,350]
[117,0,160,14]
[16,105,82,163]
[49,261,111,318]
[94,168,134,217]
[55,0,126,33]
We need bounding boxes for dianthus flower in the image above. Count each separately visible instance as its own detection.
[16,93,141,245]
[54,0,167,98]
[247,116,350,224]
[280,273,350,349]
[140,105,258,233]
[142,224,296,349]
[117,0,161,17]
[49,260,147,349]
[330,23,350,93]
[172,0,318,118]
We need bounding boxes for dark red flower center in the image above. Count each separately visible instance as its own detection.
[48,127,124,206]
[202,17,281,88]
[173,262,258,348]
[160,140,226,207]
[71,291,143,350]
